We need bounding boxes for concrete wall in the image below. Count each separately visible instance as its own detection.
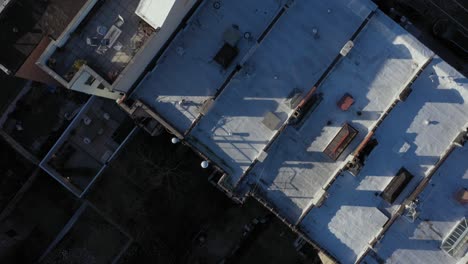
[36,41,69,88]
[70,66,120,100]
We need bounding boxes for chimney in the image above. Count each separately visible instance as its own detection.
[455,188,468,204]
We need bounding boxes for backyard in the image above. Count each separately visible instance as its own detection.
[87,130,233,263]
[85,130,319,263]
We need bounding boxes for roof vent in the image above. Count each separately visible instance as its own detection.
[262,112,282,131]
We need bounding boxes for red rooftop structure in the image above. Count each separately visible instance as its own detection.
[337,93,354,111]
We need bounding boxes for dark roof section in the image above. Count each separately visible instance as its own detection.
[381,167,414,204]
[214,43,239,69]
[0,0,87,73]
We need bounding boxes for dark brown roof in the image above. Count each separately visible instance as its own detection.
[40,0,89,40]
[15,37,60,86]
[0,0,87,73]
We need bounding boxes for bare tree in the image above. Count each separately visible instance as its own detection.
[130,145,189,203]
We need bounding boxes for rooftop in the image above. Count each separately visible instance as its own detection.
[244,10,432,223]
[131,0,289,132]
[364,143,468,264]
[298,57,468,263]
[124,1,468,263]
[48,0,153,84]
[188,0,377,187]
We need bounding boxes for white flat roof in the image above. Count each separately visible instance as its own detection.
[356,57,468,216]
[299,57,468,263]
[132,0,287,132]
[188,0,376,187]
[366,143,468,264]
[245,11,432,223]
[135,0,175,29]
[0,0,11,14]
[127,1,468,262]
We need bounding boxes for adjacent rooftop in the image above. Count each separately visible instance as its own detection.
[364,143,468,264]
[244,10,432,223]
[47,0,153,84]
[298,57,468,263]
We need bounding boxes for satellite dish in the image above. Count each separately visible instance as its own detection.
[201,161,209,169]
[171,137,180,144]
